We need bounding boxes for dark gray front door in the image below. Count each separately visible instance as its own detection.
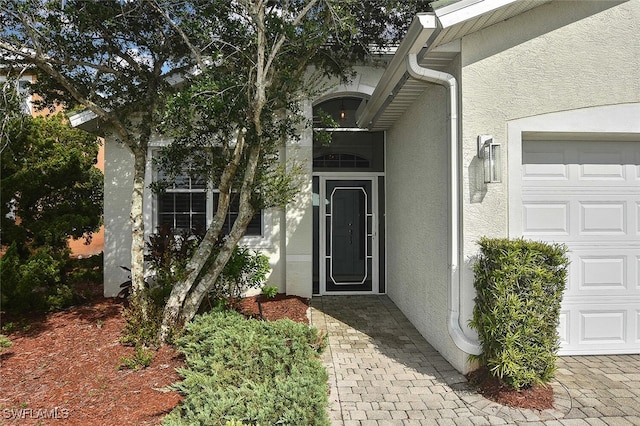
[323,179,375,292]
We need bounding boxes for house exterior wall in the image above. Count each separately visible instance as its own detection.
[283,99,314,298]
[385,60,468,370]
[286,65,386,298]
[457,0,640,343]
[103,138,135,296]
[102,65,385,298]
[103,134,287,297]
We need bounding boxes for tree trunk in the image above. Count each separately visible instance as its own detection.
[177,144,261,326]
[130,148,147,303]
[178,206,255,324]
[159,130,246,340]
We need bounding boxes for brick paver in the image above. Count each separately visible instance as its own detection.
[310,295,640,426]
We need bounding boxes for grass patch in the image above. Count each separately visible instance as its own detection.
[163,310,329,426]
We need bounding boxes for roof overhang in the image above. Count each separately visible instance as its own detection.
[68,109,100,133]
[357,0,552,130]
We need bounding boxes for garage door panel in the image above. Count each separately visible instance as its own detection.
[566,247,638,295]
[557,311,571,345]
[523,140,639,186]
[578,150,627,181]
[523,163,569,180]
[558,301,640,354]
[522,196,637,241]
[580,163,626,180]
[580,310,626,345]
[579,256,626,291]
[580,202,626,235]
[522,139,640,355]
[636,256,640,290]
[522,202,569,234]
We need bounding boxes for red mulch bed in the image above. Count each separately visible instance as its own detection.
[0,299,183,425]
[0,293,309,425]
[236,293,310,324]
[466,367,554,410]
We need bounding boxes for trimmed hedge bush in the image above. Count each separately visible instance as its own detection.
[163,310,329,426]
[469,237,569,389]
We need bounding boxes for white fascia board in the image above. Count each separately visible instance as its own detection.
[436,0,518,28]
[68,109,98,128]
[356,13,438,128]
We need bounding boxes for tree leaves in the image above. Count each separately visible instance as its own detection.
[0,113,103,249]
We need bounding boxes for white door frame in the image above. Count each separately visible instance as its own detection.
[317,174,380,295]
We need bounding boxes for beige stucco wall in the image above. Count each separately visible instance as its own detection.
[462,0,640,250]
[385,60,469,371]
[381,0,640,373]
[457,0,640,340]
[103,138,135,296]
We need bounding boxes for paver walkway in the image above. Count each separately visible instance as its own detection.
[310,295,640,426]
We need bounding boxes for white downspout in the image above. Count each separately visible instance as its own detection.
[406,54,480,355]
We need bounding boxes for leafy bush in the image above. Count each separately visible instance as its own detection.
[0,243,74,313]
[66,253,104,285]
[120,292,164,348]
[119,346,155,371]
[146,225,203,302]
[163,310,329,426]
[208,246,270,302]
[119,226,204,349]
[469,237,569,389]
[0,334,11,352]
[1,113,103,250]
[45,284,75,312]
[261,285,278,299]
[119,226,203,301]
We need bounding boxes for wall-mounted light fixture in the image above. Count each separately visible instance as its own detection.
[477,135,501,183]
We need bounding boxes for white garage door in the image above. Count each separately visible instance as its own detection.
[521,139,640,354]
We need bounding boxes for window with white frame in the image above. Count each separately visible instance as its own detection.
[157,171,207,231]
[156,170,262,236]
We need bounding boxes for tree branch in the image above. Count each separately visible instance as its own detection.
[263,0,321,77]
[145,0,206,71]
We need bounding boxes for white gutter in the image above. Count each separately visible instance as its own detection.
[406,54,481,355]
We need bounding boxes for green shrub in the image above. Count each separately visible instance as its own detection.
[45,284,75,311]
[120,292,164,348]
[0,243,73,313]
[119,345,155,371]
[163,310,329,426]
[145,225,203,303]
[469,237,569,389]
[0,335,11,352]
[207,246,270,302]
[66,253,104,286]
[261,285,278,299]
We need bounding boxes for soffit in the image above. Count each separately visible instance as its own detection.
[364,0,552,131]
[432,0,552,47]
